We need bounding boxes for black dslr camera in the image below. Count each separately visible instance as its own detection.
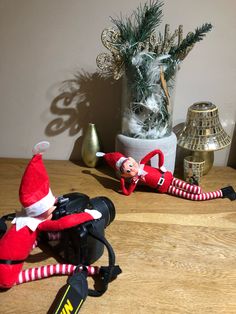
[42,192,120,311]
[41,192,116,265]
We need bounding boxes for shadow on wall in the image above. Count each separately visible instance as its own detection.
[45,71,122,161]
[227,122,236,169]
[172,122,190,178]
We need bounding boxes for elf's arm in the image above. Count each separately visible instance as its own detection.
[120,177,137,196]
[140,149,165,171]
[38,210,100,232]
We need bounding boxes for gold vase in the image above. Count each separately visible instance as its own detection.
[81,123,101,167]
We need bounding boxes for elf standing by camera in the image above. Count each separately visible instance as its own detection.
[0,142,101,289]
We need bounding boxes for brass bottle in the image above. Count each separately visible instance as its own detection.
[81,123,101,167]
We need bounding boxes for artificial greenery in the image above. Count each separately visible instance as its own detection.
[96,0,213,139]
[170,23,213,60]
[110,1,163,63]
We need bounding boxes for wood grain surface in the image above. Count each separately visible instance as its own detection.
[0,158,236,314]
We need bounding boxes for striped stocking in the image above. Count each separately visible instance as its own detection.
[171,178,202,194]
[16,264,99,285]
[168,185,223,201]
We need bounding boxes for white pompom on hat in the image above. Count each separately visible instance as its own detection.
[19,141,56,217]
[96,151,128,172]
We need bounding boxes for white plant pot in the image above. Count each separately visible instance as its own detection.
[115,132,177,174]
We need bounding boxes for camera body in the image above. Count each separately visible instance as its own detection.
[41,192,115,265]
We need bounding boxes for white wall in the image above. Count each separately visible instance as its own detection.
[0,0,235,165]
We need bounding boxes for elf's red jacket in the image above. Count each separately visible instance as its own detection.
[0,212,94,289]
[120,150,173,196]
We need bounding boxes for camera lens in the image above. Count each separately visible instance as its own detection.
[89,196,116,227]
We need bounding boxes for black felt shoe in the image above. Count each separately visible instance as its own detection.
[221,186,236,201]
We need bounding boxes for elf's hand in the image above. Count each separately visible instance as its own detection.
[84,209,102,220]
[132,176,139,184]
[160,165,167,173]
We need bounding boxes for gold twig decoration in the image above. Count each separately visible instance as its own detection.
[96,24,186,79]
[160,66,170,112]
[96,28,124,80]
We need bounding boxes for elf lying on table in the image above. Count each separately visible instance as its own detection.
[0,142,101,289]
[97,150,236,201]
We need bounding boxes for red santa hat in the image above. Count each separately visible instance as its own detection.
[96,152,128,172]
[19,141,56,217]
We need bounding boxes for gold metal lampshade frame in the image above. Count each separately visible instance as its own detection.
[177,102,231,174]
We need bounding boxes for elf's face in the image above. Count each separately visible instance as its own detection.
[121,157,139,178]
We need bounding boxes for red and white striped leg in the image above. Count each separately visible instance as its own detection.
[16,264,100,285]
[168,185,223,201]
[171,178,202,194]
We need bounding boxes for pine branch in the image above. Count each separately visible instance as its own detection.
[110,15,137,61]
[169,23,213,61]
[110,0,163,59]
[134,1,163,43]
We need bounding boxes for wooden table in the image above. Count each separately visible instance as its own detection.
[0,158,236,313]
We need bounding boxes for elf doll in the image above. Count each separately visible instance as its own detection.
[0,141,101,289]
[97,150,236,201]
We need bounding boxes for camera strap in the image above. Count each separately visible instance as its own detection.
[49,267,88,314]
[87,227,122,297]
[49,229,121,313]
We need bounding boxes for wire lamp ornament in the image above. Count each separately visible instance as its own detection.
[177,102,231,174]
